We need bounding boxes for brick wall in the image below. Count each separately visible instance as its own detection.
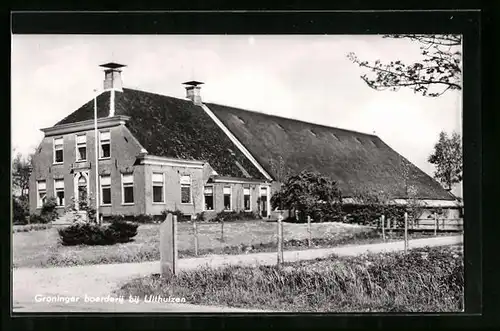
[29,124,144,216]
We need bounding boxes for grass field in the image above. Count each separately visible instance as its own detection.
[12,220,458,268]
[115,245,464,312]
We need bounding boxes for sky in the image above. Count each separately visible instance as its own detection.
[11,34,462,197]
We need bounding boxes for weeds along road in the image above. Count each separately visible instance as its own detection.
[13,235,462,313]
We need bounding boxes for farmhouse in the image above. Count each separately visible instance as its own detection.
[29,63,461,220]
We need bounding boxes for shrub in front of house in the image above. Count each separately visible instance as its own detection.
[58,220,139,246]
[107,214,163,224]
[13,223,52,233]
[162,209,193,222]
[27,197,60,224]
[213,210,261,223]
[13,197,29,225]
[108,219,139,242]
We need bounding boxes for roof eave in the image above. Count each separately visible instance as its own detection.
[41,115,131,136]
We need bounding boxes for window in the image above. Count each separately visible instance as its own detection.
[100,175,111,205]
[204,186,214,210]
[244,187,251,211]
[76,134,87,161]
[223,186,232,211]
[99,131,111,158]
[152,172,164,203]
[54,179,65,207]
[122,173,134,204]
[53,137,63,163]
[37,180,47,208]
[180,175,191,204]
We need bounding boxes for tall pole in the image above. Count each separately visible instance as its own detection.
[94,89,100,225]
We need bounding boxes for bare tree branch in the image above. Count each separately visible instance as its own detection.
[348,34,462,97]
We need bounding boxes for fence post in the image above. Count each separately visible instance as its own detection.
[160,213,178,276]
[404,212,408,254]
[221,220,224,242]
[434,212,438,236]
[192,216,198,256]
[307,215,312,247]
[277,214,284,265]
[381,215,386,241]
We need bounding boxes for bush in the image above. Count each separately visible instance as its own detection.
[109,219,139,243]
[213,210,261,223]
[58,220,139,246]
[13,223,52,233]
[342,203,406,227]
[13,197,29,224]
[161,209,184,218]
[29,205,58,224]
[108,214,164,224]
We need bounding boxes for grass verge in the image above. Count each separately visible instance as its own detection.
[114,245,464,312]
[13,220,460,268]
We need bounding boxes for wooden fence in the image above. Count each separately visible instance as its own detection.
[412,218,463,231]
[380,217,463,232]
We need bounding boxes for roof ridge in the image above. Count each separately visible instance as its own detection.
[204,101,379,139]
[122,87,192,103]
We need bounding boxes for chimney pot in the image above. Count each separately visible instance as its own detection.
[100,62,126,117]
[183,81,204,105]
[100,62,126,92]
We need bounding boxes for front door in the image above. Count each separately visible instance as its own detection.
[75,172,89,210]
[260,187,268,218]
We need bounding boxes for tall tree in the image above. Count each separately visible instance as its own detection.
[12,152,34,200]
[348,34,462,97]
[428,131,463,191]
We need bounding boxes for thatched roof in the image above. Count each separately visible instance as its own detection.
[55,87,454,200]
[56,89,265,179]
[205,103,455,200]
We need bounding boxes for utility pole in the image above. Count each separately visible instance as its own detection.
[93,89,100,225]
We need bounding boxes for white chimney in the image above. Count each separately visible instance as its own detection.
[183,81,204,106]
[100,62,126,117]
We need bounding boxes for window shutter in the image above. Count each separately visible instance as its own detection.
[122,174,134,184]
[54,138,63,146]
[244,188,250,195]
[204,186,213,194]
[100,175,111,186]
[76,135,86,144]
[223,187,231,195]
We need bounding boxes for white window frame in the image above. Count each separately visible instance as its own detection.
[180,175,192,204]
[99,130,111,159]
[54,178,65,207]
[75,134,87,162]
[243,187,252,212]
[223,186,232,211]
[259,185,270,217]
[100,175,112,206]
[53,137,64,164]
[36,180,47,208]
[203,185,214,211]
[121,173,134,205]
[152,172,165,204]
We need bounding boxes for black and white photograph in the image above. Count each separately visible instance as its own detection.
[12,33,464,313]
